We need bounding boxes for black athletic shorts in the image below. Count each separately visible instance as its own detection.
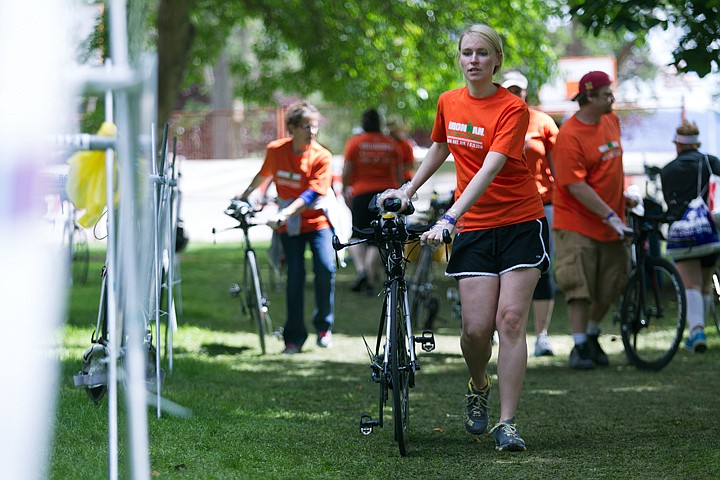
[351,191,382,233]
[446,218,550,278]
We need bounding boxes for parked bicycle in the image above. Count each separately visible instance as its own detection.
[615,200,686,371]
[62,198,90,285]
[709,265,720,334]
[406,191,454,330]
[222,199,278,354]
[332,195,450,456]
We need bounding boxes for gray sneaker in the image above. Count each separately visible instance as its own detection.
[569,343,595,370]
[464,374,491,435]
[490,418,527,451]
[586,334,609,366]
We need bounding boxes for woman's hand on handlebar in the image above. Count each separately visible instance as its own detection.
[378,188,410,213]
[420,218,455,247]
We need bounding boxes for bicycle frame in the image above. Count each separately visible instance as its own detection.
[333,197,448,456]
[223,200,277,353]
[618,204,686,370]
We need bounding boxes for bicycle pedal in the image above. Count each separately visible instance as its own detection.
[359,414,379,435]
[414,329,436,352]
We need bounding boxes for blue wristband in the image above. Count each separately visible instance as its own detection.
[442,214,457,225]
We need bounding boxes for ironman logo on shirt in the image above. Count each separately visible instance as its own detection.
[447,120,485,150]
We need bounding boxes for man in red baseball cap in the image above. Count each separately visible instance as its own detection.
[552,70,637,369]
[571,70,613,102]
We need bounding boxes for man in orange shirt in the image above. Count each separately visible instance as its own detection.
[553,71,634,369]
[502,70,559,357]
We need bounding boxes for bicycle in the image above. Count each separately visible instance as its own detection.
[406,191,454,330]
[709,265,720,334]
[332,195,450,456]
[62,198,90,285]
[616,201,686,371]
[222,199,277,354]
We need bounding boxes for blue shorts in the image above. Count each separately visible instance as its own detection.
[446,218,550,278]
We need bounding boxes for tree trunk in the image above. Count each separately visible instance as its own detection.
[156,0,195,130]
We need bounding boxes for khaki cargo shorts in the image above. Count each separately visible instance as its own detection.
[553,229,629,304]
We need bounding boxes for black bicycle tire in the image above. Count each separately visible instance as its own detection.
[244,250,267,354]
[70,224,90,285]
[389,280,410,456]
[711,266,720,335]
[620,256,686,371]
[409,246,433,329]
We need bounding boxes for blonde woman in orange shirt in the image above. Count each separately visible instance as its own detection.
[382,23,548,452]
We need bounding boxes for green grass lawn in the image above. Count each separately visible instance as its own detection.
[52,243,720,479]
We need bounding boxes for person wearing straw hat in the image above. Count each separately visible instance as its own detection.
[660,120,720,352]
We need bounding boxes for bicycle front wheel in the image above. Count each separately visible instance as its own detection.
[244,250,267,354]
[710,265,720,334]
[389,280,411,456]
[620,257,686,371]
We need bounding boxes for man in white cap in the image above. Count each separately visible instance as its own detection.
[552,71,636,369]
[502,70,559,357]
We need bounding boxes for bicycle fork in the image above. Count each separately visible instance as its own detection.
[359,284,436,436]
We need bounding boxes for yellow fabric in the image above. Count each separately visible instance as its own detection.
[65,122,117,228]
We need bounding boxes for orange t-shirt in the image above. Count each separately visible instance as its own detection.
[343,131,404,196]
[431,86,544,230]
[525,108,559,205]
[396,138,416,181]
[553,112,625,242]
[259,138,332,233]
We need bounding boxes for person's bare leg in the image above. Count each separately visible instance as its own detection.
[495,268,538,420]
[568,298,590,335]
[532,299,554,336]
[458,276,498,389]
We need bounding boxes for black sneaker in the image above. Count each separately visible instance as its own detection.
[586,334,609,366]
[464,374,490,435]
[490,418,527,451]
[350,272,367,292]
[569,343,595,370]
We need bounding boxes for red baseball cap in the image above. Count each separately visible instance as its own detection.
[572,71,613,101]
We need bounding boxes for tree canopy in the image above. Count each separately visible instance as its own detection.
[566,0,720,77]
[155,0,557,128]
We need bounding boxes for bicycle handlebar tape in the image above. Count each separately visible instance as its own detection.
[382,197,415,216]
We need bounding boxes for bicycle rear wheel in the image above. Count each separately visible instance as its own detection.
[710,265,720,334]
[389,280,411,456]
[244,250,268,354]
[408,245,434,329]
[620,257,686,371]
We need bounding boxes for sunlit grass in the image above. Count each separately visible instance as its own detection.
[50,243,720,479]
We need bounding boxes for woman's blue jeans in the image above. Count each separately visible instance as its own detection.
[279,227,336,347]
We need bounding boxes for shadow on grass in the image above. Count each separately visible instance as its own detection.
[200,343,253,356]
